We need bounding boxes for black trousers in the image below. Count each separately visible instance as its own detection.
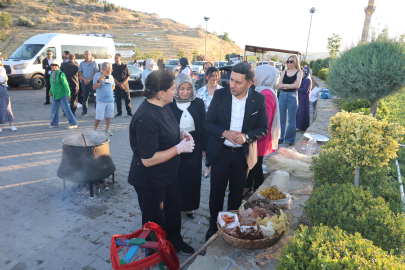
[209,146,249,229]
[245,156,264,191]
[69,89,78,115]
[134,180,184,250]
[45,77,51,102]
[114,89,132,114]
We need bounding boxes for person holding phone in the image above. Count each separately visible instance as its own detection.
[93,62,115,136]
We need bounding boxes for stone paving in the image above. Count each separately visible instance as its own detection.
[0,86,211,270]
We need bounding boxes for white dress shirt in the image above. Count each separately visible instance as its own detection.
[224,91,249,147]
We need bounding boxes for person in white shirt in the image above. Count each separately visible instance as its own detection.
[203,62,269,241]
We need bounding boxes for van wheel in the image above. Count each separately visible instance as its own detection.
[30,74,45,89]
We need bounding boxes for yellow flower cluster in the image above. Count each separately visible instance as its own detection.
[328,111,405,171]
[270,210,291,235]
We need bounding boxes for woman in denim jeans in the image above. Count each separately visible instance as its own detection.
[277,55,303,146]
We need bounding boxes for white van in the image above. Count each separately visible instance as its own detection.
[4,33,115,89]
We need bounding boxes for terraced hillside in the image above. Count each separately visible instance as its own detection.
[0,0,243,62]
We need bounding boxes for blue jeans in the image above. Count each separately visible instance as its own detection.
[81,81,95,114]
[279,91,298,144]
[50,96,77,126]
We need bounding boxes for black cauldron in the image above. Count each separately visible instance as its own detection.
[57,133,116,196]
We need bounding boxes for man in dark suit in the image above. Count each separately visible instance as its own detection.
[61,54,80,115]
[112,53,132,117]
[204,62,269,241]
[42,50,53,104]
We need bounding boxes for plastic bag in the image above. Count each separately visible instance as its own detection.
[255,191,293,209]
[217,212,239,228]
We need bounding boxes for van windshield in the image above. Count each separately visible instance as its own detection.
[10,44,44,60]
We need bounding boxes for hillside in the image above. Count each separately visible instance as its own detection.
[0,0,243,62]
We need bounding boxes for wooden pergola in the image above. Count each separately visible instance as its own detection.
[244,45,303,64]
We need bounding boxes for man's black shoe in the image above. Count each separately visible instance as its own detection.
[44,101,50,105]
[127,112,133,117]
[205,228,218,242]
[177,242,194,256]
[114,112,122,118]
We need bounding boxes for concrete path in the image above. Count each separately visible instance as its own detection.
[0,86,209,270]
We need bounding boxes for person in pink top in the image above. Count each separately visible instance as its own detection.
[243,65,281,196]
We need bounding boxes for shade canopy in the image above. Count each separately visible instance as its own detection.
[245,45,303,55]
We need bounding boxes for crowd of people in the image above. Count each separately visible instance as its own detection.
[0,52,313,257]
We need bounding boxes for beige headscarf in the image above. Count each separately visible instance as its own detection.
[255,65,281,149]
[174,73,196,103]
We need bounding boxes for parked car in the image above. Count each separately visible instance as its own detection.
[257,61,269,66]
[127,65,144,93]
[128,60,145,67]
[214,61,228,68]
[191,61,207,75]
[275,62,283,71]
[164,59,180,76]
[218,65,233,88]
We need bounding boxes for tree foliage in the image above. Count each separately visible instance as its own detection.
[177,49,185,58]
[328,31,405,116]
[327,33,342,58]
[0,12,11,28]
[269,54,279,62]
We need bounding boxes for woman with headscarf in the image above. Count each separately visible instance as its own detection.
[296,67,312,131]
[243,65,280,196]
[179,57,193,77]
[0,72,17,132]
[169,73,207,219]
[141,59,155,89]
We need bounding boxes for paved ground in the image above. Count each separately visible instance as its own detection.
[0,86,212,270]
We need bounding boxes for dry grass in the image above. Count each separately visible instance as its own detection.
[0,0,243,61]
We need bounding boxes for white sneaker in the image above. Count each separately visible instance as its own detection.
[105,129,113,136]
[48,125,58,128]
[66,125,78,129]
[10,126,17,131]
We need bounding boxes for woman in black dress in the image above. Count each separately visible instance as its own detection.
[169,73,207,219]
[128,70,195,255]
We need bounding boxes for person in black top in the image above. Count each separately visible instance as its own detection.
[112,53,132,117]
[277,55,303,145]
[157,58,165,70]
[42,50,53,105]
[169,73,207,220]
[128,70,196,256]
[60,53,80,115]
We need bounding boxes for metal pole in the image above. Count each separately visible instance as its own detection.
[304,12,314,63]
[220,35,223,61]
[205,21,207,60]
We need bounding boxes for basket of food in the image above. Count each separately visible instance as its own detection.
[217,200,291,250]
[255,185,293,209]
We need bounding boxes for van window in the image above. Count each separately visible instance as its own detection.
[61,45,113,60]
[10,44,44,60]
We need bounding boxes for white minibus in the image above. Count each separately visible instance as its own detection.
[3,33,115,89]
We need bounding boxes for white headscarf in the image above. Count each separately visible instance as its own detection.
[145,59,154,71]
[255,65,281,149]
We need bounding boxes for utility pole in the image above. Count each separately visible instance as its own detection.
[361,0,376,42]
[204,17,210,61]
[219,17,224,61]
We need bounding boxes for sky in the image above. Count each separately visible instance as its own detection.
[111,0,405,53]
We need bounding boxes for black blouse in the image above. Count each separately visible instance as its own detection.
[128,99,180,188]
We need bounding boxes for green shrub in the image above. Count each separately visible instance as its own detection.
[306,183,405,253]
[47,7,55,12]
[317,68,329,80]
[312,62,322,76]
[37,17,46,24]
[84,9,89,14]
[0,12,11,27]
[342,99,371,112]
[321,57,332,68]
[0,30,6,40]
[70,0,78,3]
[5,0,13,3]
[277,225,405,269]
[0,2,8,8]
[16,16,35,27]
[315,58,322,64]
[342,99,390,120]
[309,60,315,68]
[311,148,403,213]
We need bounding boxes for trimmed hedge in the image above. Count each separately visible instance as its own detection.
[309,60,315,68]
[277,225,405,269]
[321,57,332,68]
[306,183,405,254]
[317,68,329,80]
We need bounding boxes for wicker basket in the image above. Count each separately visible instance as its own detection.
[217,210,285,250]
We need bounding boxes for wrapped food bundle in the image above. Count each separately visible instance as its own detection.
[259,185,286,200]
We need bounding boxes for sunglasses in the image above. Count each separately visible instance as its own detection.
[50,64,58,67]
[286,60,294,64]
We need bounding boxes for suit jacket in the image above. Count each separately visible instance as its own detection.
[60,61,80,93]
[204,87,268,169]
[42,58,53,78]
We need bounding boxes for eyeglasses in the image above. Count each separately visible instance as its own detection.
[286,60,294,64]
[47,53,52,55]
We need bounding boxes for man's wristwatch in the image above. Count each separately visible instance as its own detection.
[245,134,249,141]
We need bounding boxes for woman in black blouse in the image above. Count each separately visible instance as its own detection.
[169,73,207,220]
[128,70,195,255]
